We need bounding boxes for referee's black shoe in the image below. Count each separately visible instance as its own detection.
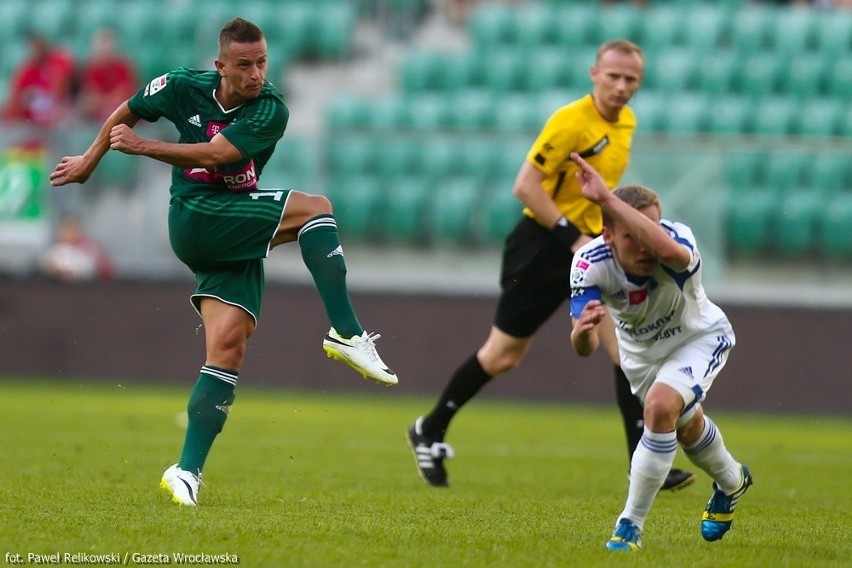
[406,417,454,487]
[661,468,697,491]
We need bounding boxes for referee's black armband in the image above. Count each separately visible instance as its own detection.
[552,216,582,251]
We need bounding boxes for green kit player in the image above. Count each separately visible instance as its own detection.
[50,18,397,506]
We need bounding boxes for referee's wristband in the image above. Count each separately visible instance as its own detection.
[552,216,582,251]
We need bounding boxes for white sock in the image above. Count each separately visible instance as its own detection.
[619,427,677,529]
[683,415,742,493]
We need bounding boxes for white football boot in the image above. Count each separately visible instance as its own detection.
[160,464,202,506]
[322,328,398,386]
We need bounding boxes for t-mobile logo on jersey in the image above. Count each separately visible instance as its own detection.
[206,120,230,138]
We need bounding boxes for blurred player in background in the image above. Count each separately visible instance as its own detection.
[50,17,397,506]
[568,153,752,551]
[407,39,695,491]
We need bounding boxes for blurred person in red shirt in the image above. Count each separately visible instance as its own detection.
[41,215,115,282]
[2,32,75,126]
[76,28,139,123]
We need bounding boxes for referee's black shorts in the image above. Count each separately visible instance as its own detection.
[494,216,576,338]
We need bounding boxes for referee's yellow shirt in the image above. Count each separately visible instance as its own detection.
[524,94,636,236]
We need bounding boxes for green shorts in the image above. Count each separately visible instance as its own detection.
[167,190,292,323]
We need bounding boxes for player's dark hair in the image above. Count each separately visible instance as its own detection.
[596,39,644,65]
[218,18,264,55]
[603,185,660,228]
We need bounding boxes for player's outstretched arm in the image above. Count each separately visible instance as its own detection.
[109,126,243,169]
[50,101,140,187]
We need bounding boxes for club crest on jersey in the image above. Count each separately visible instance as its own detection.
[144,74,168,97]
[628,289,648,305]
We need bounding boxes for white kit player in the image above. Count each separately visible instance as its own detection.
[566,152,753,551]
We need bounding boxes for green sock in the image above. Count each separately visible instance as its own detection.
[178,368,236,475]
[298,215,363,338]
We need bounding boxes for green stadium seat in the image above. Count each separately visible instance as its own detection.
[724,150,765,191]
[562,47,598,90]
[405,93,450,131]
[630,90,668,134]
[327,136,376,177]
[492,95,538,133]
[419,137,463,179]
[514,4,558,48]
[30,0,76,40]
[807,154,848,197]
[726,190,774,256]
[682,5,729,51]
[399,51,445,92]
[750,96,796,137]
[814,11,852,58]
[482,50,525,92]
[0,1,30,38]
[326,96,372,130]
[644,50,696,92]
[364,96,411,130]
[261,137,313,190]
[730,6,776,54]
[764,152,807,196]
[327,175,383,241]
[779,55,828,100]
[523,49,571,92]
[383,176,431,244]
[375,138,419,181]
[590,4,641,45]
[659,92,709,135]
[774,191,820,256]
[736,51,783,97]
[638,6,683,52]
[552,4,597,47]
[134,46,185,83]
[456,138,499,179]
[706,95,752,135]
[438,52,481,91]
[769,7,818,56]
[428,178,481,244]
[446,90,495,131]
[277,3,314,58]
[841,106,852,138]
[481,189,521,245]
[695,51,737,96]
[468,5,515,48]
[824,58,852,99]
[794,98,842,138]
[819,195,852,258]
[493,142,528,183]
[71,0,121,43]
[314,3,356,59]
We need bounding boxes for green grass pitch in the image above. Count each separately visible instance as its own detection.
[0,379,849,567]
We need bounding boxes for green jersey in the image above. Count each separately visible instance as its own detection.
[127,68,289,198]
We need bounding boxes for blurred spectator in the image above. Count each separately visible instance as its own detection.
[1,33,75,126]
[41,215,115,282]
[76,28,139,123]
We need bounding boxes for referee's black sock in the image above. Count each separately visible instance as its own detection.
[614,364,644,465]
[421,353,492,441]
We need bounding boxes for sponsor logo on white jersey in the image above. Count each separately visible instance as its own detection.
[145,74,168,97]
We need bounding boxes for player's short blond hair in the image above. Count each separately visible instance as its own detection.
[603,185,660,228]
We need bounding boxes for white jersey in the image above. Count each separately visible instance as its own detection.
[570,219,729,365]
